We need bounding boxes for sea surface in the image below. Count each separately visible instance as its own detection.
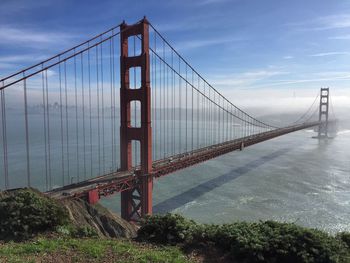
[1,108,350,234]
[101,126,350,234]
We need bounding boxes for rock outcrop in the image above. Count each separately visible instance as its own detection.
[61,198,137,238]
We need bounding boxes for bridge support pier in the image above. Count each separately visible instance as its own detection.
[318,88,329,138]
[120,18,153,221]
[88,189,100,205]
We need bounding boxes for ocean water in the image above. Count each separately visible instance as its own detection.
[1,108,350,234]
[100,126,350,234]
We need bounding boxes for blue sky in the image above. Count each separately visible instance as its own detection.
[1,0,350,109]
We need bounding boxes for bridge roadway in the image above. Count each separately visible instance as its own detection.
[47,121,320,201]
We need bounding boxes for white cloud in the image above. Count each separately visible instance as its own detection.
[198,0,231,5]
[309,52,350,57]
[0,62,14,70]
[0,54,48,63]
[286,14,350,32]
[156,16,210,32]
[155,11,230,33]
[283,56,294,59]
[312,71,350,78]
[0,26,74,48]
[0,0,52,13]
[0,54,52,72]
[240,71,350,89]
[315,14,350,30]
[209,69,289,87]
[175,36,244,51]
[46,69,56,77]
[328,35,350,40]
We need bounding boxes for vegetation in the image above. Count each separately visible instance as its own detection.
[138,213,350,263]
[0,237,192,263]
[56,224,99,238]
[0,189,68,240]
[1,189,350,262]
[337,232,350,248]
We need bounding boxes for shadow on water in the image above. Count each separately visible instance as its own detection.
[154,148,291,213]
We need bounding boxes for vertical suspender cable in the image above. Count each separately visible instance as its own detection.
[41,68,48,190]
[45,70,52,189]
[163,41,166,158]
[151,36,155,159]
[178,56,181,153]
[74,53,79,182]
[160,41,163,158]
[23,74,31,186]
[203,81,206,147]
[154,33,158,160]
[88,46,93,177]
[111,33,116,169]
[81,53,87,180]
[217,94,220,143]
[1,83,9,189]
[162,41,165,158]
[191,69,194,151]
[109,38,114,170]
[209,88,212,145]
[100,41,106,171]
[96,46,101,174]
[64,61,70,183]
[185,64,188,152]
[58,61,65,186]
[167,51,170,156]
[226,101,229,141]
[197,75,199,148]
[171,50,175,155]
[213,90,215,144]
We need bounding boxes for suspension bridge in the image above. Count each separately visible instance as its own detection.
[0,17,336,221]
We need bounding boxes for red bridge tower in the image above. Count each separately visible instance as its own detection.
[120,18,153,221]
[318,88,329,138]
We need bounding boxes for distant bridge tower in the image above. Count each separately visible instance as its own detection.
[318,87,329,138]
[120,18,153,221]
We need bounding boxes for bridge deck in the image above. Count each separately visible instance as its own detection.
[47,121,320,200]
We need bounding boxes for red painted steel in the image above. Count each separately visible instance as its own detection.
[88,189,99,204]
[120,18,153,221]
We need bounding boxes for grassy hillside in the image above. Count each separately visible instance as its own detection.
[0,237,193,263]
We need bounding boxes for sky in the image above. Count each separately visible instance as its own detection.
[1,0,350,112]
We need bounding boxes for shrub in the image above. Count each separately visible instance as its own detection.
[337,232,350,248]
[56,225,98,238]
[137,213,197,244]
[72,226,98,238]
[0,189,69,240]
[137,214,350,263]
[212,221,348,263]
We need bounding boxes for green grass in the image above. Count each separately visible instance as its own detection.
[0,237,193,263]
